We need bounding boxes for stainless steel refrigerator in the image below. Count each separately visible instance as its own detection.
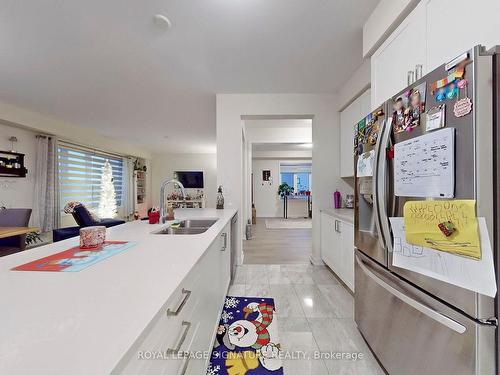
[354,45,499,375]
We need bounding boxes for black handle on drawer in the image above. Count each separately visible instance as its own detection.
[167,321,191,354]
[167,289,191,316]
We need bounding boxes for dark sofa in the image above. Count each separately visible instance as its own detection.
[52,205,125,242]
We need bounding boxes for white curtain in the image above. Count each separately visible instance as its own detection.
[32,135,57,232]
[122,157,136,221]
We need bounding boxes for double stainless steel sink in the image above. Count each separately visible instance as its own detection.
[152,219,218,235]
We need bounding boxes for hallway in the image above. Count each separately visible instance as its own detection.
[243,218,312,264]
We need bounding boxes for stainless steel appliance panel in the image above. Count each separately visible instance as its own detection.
[230,214,237,281]
[379,47,495,319]
[492,47,500,370]
[355,250,496,375]
[354,107,388,266]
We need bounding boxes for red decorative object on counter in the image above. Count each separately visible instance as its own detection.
[149,211,160,224]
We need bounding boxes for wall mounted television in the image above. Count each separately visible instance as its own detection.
[174,171,204,189]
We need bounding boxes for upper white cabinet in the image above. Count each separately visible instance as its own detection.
[371,0,500,109]
[340,89,371,177]
[371,2,426,109]
[425,0,500,72]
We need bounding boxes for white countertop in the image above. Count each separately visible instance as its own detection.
[320,208,354,224]
[0,208,236,375]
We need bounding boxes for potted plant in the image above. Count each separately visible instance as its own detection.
[25,232,43,247]
[278,183,294,219]
[278,183,294,198]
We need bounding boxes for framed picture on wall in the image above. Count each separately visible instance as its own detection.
[262,170,271,182]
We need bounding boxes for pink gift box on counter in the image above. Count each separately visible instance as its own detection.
[79,226,106,249]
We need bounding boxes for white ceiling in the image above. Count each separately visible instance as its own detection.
[0,0,378,153]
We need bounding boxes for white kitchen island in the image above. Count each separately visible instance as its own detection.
[0,208,236,375]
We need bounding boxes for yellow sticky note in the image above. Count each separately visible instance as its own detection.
[403,200,481,259]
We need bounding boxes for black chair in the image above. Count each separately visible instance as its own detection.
[0,208,32,257]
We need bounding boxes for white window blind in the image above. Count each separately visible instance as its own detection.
[57,143,124,212]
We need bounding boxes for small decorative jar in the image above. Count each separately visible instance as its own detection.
[149,211,160,224]
[80,226,106,248]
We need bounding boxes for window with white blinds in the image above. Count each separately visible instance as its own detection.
[57,143,124,212]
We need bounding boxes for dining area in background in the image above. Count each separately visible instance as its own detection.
[0,208,39,257]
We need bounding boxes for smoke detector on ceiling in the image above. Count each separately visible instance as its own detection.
[153,14,172,30]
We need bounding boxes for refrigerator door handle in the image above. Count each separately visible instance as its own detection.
[377,117,394,254]
[355,255,467,334]
[372,119,386,251]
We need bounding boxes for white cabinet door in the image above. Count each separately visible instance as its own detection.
[320,212,334,267]
[340,89,371,178]
[425,0,500,72]
[321,213,344,276]
[371,1,427,109]
[340,221,355,292]
[320,213,340,273]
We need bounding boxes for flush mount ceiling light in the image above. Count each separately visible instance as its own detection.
[153,14,172,30]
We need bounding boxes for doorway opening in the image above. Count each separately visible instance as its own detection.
[241,117,313,264]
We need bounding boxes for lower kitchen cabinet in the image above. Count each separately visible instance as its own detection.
[113,223,231,375]
[320,211,355,292]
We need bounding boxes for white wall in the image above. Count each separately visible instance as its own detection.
[252,158,312,218]
[245,126,312,144]
[252,159,280,217]
[0,123,37,217]
[337,59,371,111]
[217,94,348,265]
[151,153,217,208]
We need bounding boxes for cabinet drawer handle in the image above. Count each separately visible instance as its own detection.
[167,321,191,354]
[167,289,191,316]
[221,232,227,251]
[334,220,338,232]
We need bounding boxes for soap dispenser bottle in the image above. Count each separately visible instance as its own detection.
[216,186,225,209]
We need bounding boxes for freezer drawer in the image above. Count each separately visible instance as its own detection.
[355,251,496,375]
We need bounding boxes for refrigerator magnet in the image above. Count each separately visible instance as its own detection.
[454,79,472,117]
[425,104,446,132]
[438,221,457,237]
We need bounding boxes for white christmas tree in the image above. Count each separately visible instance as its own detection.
[98,160,117,218]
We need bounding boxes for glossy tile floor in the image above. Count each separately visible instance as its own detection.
[228,264,385,375]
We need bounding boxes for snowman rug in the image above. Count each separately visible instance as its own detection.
[207,296,284,375]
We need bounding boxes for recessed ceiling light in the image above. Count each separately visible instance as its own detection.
[153,14,172,30]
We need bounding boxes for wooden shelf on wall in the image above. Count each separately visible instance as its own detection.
[0,150,28,178]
